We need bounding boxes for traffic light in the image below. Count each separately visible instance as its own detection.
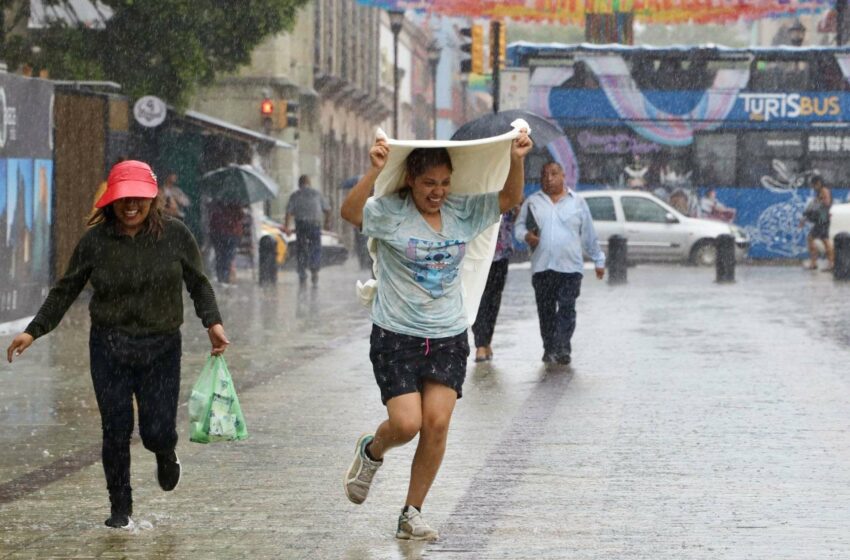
[459,24,484,75]
[491,20,506,70]
[260,98,274,132]
[260,98,274,116]
[285,100,299,128]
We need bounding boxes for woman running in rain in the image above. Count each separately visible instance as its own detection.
[340,129,532,540]
[6,160,229,529]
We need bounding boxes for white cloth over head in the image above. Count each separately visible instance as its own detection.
[357,118,530,324]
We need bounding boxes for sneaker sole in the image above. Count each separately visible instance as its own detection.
[105,517,134,530]
[395,531,439,541]
[343,433,371,504]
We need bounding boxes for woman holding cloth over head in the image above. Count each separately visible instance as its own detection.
[6,160,229,529]
[340,128,532,540]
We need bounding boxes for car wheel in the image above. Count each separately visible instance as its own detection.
[690,241,716,267]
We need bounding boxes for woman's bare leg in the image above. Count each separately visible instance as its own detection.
[369,392,422,460]
[808,235,819,268]
[405,381,457,508]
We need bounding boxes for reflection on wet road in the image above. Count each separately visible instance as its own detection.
[1,261,849,559]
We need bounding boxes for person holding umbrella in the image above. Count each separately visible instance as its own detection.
[199,164,281,284]
[6,160,229,529]
[340,128,532,540]
[208,199,245,284]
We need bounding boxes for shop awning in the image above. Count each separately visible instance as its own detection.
[183,110,293,150]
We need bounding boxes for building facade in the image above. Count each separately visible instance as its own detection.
[193,0,443,251]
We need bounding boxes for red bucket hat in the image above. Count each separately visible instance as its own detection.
[95,160,159,208]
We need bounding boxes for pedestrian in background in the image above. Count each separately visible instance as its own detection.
[339,130,532,541]
[799,174,835,271]
[160,172,191,220]
[284,174,330,286]
[514,161,605,365]
[6,160,229,529]
[471,206,519,362]
[208,199,245,284]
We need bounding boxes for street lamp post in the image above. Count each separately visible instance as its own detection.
[838,0,848,46]
[460,74,468,123]
[426,39,441,139]
[388,10,405,138]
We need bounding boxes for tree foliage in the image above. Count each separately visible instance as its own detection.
[1,0,310,106]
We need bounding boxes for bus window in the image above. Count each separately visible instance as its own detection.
[810,55,848,92]
[739,131,805,187]
[809,160,850,187]
[579,154,627,186]
[562,61,599,89]
[695,133,737,186]
[808,132,850,186]
[748,60,809,92]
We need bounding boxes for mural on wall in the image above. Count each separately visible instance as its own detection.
[0,73,55,323]
[739,160,843,259]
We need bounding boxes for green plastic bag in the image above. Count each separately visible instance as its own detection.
[188,355,248,443]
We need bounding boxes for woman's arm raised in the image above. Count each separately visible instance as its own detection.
[340,138,390,229]
[499,130,533,213]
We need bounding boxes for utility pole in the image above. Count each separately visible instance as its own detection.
[491,20,501,114]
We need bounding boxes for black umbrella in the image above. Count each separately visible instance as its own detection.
[199,164,280,204]
[339,175,362,189]
[450,109,564,146]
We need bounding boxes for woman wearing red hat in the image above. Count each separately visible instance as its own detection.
[5,160,229,529]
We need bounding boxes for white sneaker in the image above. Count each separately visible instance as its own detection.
[396,506,439,541]
[343,433,382,504]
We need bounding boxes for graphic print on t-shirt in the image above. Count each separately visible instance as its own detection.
[405,238,466,297]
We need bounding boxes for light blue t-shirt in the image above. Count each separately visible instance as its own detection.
[362,191,501,338]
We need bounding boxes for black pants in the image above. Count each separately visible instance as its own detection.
[471,259,509,348]
[295,220,322,280]
[531,271,582,358]
[212,233,239,283]
[89,327,181,497]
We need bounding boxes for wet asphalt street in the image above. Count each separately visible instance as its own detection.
[1,259,849,559]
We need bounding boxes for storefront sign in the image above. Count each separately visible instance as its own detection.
[133,95,167,128]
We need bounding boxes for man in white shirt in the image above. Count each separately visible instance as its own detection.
[514,162,605,365]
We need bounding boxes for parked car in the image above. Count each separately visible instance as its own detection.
[259,216,348,268]
[829,202,850,240]
[581,190,749,266]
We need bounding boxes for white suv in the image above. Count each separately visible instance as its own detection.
[581,190,749,266]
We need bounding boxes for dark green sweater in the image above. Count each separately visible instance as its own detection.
[26,218,222,339]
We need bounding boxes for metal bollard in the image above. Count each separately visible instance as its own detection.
[608,234,627,285]
[715,234,735,283]
[258,236,278,285]
[834,232,850,281]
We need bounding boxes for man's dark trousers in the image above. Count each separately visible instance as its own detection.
[295,220,322,281]
[531,270,582,358]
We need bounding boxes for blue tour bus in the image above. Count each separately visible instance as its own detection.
[507,42,850,260]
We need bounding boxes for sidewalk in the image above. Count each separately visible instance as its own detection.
[1,262,849,559]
